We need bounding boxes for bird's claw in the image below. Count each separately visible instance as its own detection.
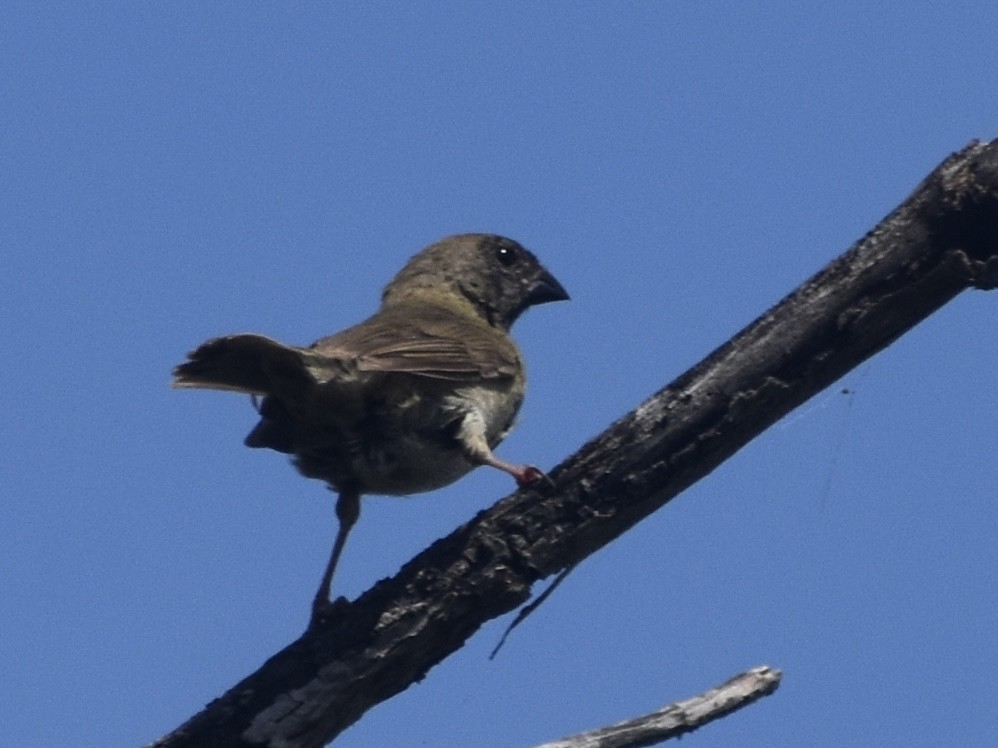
[515,465,554,488]
[309,595,351,629]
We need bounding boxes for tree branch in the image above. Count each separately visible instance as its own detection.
[151,139,998,748]
[533,666,782,748]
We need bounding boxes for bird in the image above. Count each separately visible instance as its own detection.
[172,233,569,621]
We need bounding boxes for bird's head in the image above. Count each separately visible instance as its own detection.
[382,233,569,329]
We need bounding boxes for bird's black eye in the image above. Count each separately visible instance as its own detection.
[495,244,518,267]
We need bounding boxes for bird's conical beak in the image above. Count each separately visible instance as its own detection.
[526,269,570,306]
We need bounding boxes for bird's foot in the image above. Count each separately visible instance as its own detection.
[475,450,554,489]
[309,595,351,629]
[514,465,554,488]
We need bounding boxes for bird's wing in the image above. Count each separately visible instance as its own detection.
[309,305,520,382]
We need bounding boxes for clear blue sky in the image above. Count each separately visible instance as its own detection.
[3,4,996,747]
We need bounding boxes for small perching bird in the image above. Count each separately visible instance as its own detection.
[172,234,568,621]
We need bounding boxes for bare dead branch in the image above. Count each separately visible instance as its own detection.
[150,139,998,748]
[533,666,782,748]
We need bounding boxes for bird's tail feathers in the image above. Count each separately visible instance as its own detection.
[172,334,313,396]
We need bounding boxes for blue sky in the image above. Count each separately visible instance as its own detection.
[3,4,996,746]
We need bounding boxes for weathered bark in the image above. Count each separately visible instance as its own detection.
[533,666,782,748]
[150,139,998,748]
